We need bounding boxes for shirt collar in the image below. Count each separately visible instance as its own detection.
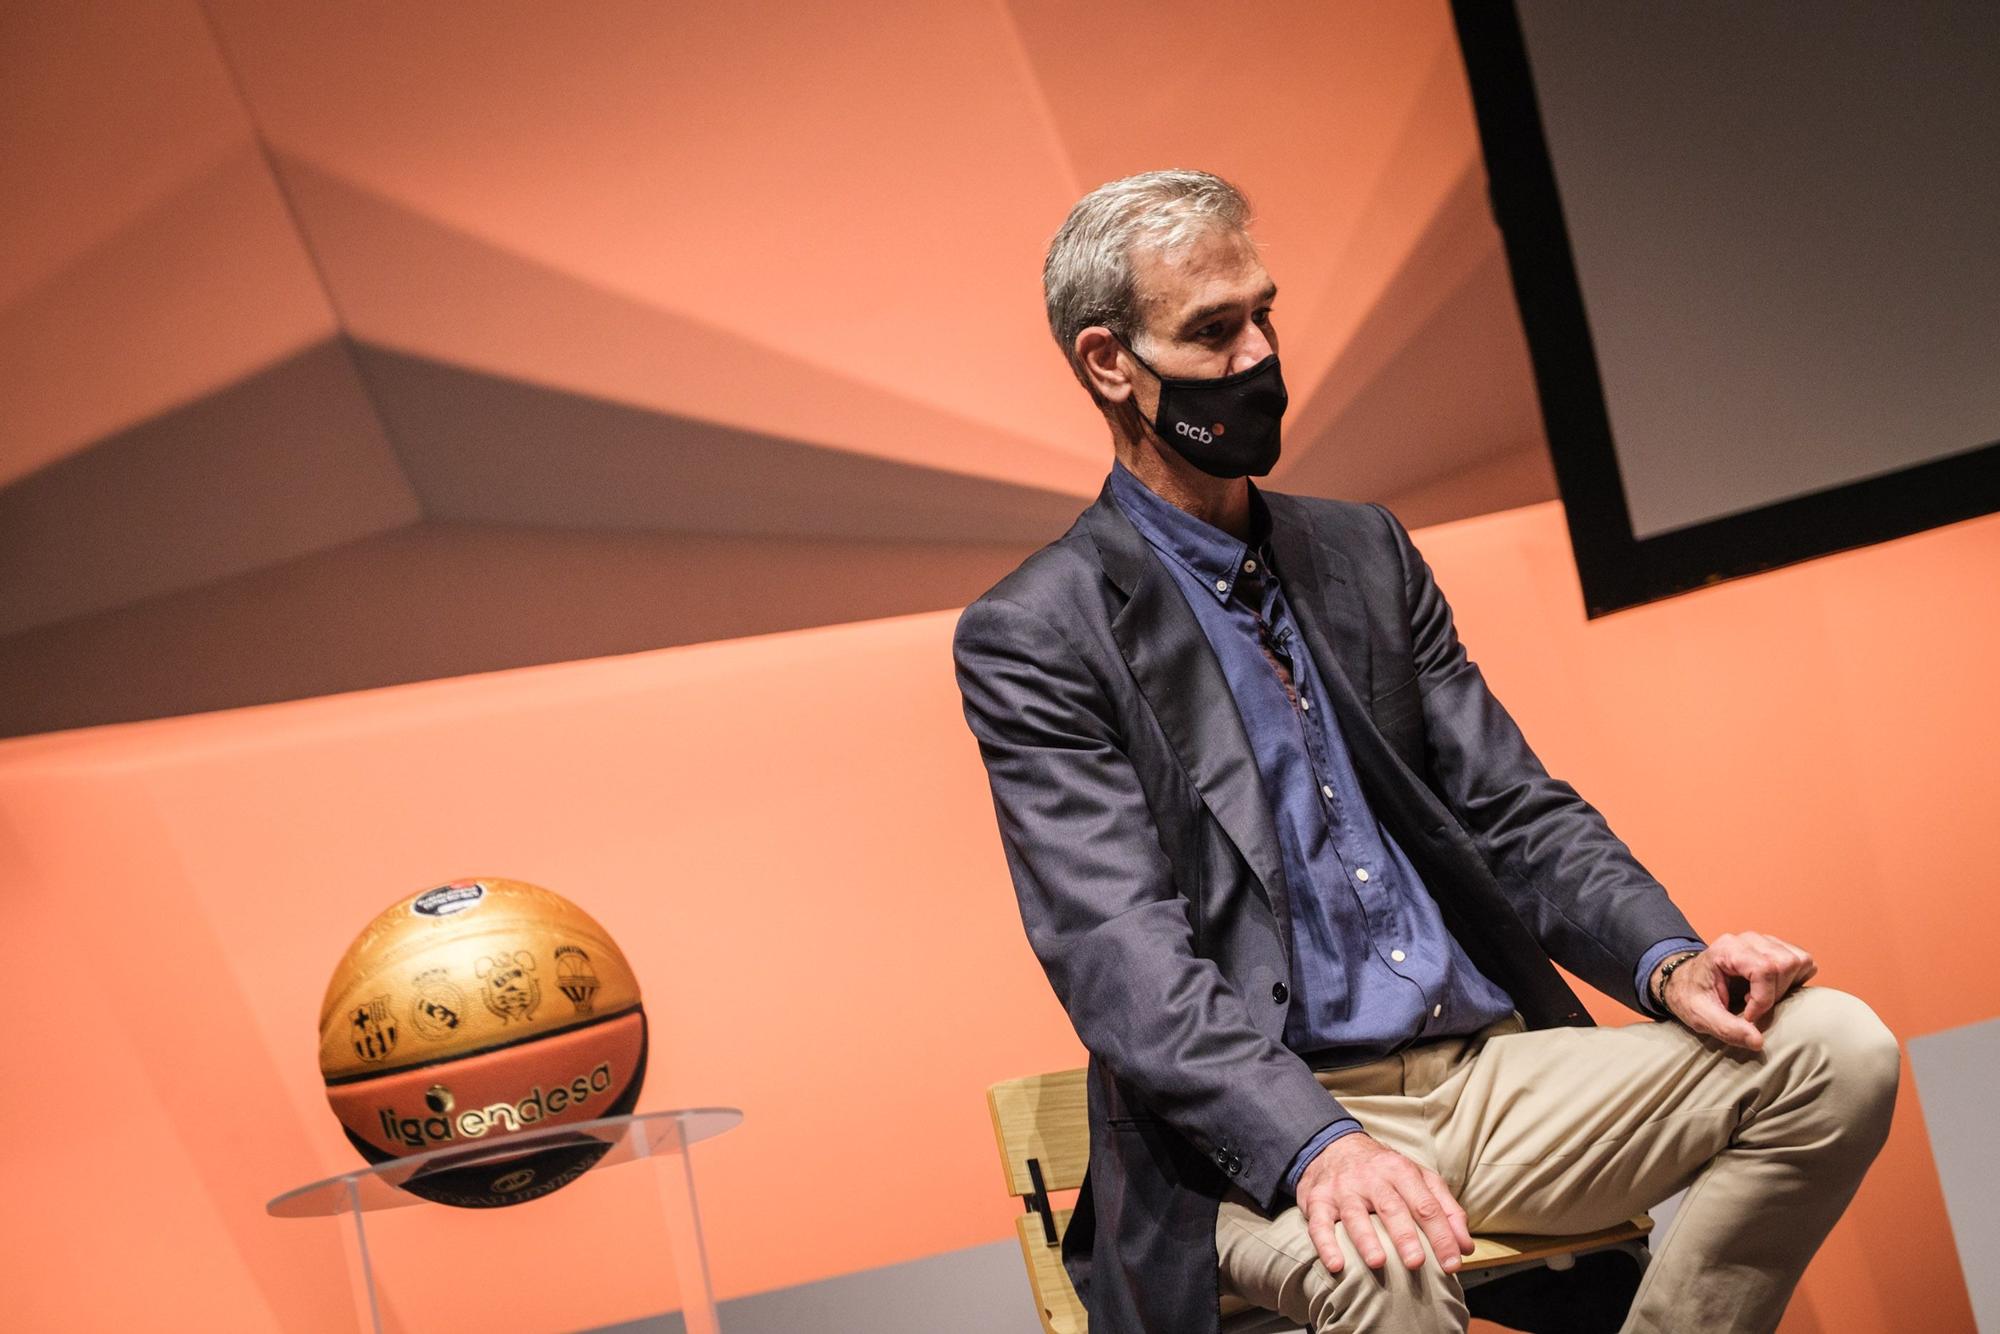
[1107,457,1274,604]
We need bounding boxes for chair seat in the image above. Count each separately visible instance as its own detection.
[1463,1216,1652,1270]
[1012,1207,1652,1333]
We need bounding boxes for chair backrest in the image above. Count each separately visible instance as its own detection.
[987,1066,1089,1199]
[986,1068,1090,1334]
[985,1066,1283,1334]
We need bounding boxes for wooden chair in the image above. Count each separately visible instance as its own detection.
[987,1068,1653,1334]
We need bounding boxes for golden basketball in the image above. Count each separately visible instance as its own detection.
[318,877,648,1207]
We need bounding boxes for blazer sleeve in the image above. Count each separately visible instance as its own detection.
[953,593,1344,1211]
[1372,503,1700,1012]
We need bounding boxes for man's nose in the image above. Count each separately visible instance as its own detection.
[1233,324,1276,370]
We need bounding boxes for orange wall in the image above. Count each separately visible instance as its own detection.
[0,498,1989,1330]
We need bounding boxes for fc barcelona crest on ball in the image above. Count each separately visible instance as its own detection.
[555,944,600,1015]
[350,995,399,1063]
[477,951,541,1024]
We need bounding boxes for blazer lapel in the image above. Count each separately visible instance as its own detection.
[1082,483,1291,925]
[1265,492,1374,707]
[1266,494,1441,843]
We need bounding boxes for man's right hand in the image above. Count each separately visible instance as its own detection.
[1293,1131,1474,1276]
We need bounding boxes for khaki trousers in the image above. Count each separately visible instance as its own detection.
[1216,988,1899,1332]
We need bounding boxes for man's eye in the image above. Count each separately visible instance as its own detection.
[1254,308,1275,325]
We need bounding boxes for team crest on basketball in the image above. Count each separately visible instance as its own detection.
[409,968,467,1041]
[350,995,399,1063]
[554,944,600,1014]
[477,951,541,1023]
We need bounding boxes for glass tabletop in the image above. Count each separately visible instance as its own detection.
[268,1108,743,1218]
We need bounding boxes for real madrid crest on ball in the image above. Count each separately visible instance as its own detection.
[318,878,648,1208]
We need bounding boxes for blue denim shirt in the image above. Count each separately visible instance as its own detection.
[1108,460,1699,1189]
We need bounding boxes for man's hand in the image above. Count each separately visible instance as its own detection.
[1658,932,1818,1050]
[1293,1132,1474,1277]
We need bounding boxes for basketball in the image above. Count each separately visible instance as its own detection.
[318,877,648,1207]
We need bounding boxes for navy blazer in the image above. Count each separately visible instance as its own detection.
[952,476,1696,1334]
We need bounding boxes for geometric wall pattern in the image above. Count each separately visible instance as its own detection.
[0,0,1554,735]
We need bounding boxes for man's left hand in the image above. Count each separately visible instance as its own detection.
[1659,932,1818,1050]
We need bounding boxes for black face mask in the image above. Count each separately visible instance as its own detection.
[1115,333,1288,478]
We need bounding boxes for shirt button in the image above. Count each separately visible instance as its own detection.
[1354,868,1370,883]
[1300,697,1311,711]
[1272,982,1288,1004]
[1243,558,1257,573]
[1214,578,1229,593]
[1433,1004,1443,1018]
[1390,949,1407,963]
[1320,784,1334,799]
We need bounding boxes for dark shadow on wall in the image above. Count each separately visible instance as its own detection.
[0,337,1090,738]
[0,339,417,639]
[348,343,1091,544]
[0,520,1051,738]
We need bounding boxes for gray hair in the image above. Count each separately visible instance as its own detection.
[1042,169,1254,406]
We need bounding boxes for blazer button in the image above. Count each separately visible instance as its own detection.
[1271,982,1289,1004]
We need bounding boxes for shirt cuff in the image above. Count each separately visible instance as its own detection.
[1634,936,1706,1017]
[1282,1117,1365,1195]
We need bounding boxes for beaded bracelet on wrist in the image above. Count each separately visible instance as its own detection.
[1653,949,1703,1013]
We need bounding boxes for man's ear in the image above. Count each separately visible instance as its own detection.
[1076,326,1135,406]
